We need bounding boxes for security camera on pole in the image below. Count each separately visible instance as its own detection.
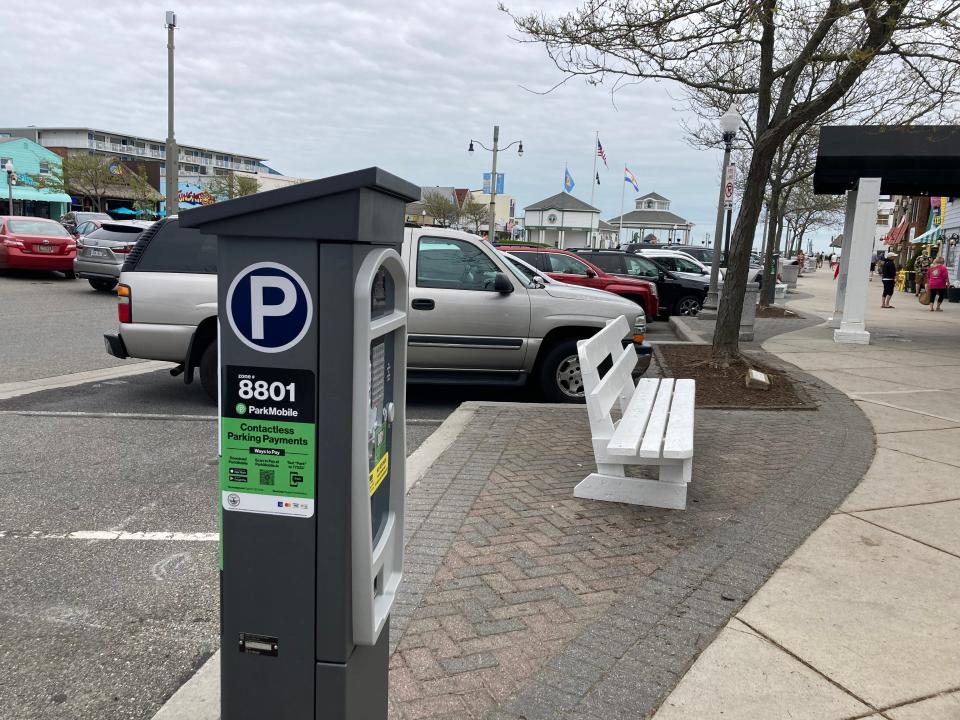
[701,105,742,316]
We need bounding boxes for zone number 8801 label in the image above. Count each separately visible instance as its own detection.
[238,379,296,402]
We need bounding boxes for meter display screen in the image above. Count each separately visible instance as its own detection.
[370,267,395,320]
[368,334,394,545]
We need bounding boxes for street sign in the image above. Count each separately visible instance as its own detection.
[723,164,736,203]
[226,262,313,353]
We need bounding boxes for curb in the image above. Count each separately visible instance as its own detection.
[668,316,709,344]
[150,401,483,719]
[0,361,175,401]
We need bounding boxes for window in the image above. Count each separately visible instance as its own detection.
[9,219,71,237]
[582,253,623,274]
[670,256,706,274]
[87,225,145,243]
[416,237,500,291]
[38,161,50,175]
[545,253,592,275]
[136,221,217,274]
[624,255,660,278]
[505,250,546,270]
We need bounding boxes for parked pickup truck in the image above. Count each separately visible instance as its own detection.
[104,220,652,402]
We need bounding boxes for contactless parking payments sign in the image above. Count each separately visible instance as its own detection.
[226,262,313,353]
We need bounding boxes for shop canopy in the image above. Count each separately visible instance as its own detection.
[912,226,943,245]
[8,184,72,205]
[883,219,909,246]
[814,125,960,196]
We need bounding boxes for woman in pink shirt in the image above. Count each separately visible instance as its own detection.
[927,257,949,312]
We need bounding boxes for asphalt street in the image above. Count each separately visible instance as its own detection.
[0,269,135,382]
[0,269,676,720]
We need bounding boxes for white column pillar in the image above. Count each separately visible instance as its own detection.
[835,178,881,345]
[828,190,859,328]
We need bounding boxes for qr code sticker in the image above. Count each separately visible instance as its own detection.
[259,469,275,486]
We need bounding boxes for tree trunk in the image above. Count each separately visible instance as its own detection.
[759,182,783,308]
[712,141,778,359]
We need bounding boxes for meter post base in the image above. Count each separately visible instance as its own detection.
[316,617,390,719]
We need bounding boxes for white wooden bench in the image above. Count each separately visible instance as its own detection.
[575,316,695,510]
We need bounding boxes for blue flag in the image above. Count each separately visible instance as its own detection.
[564,166,575,193]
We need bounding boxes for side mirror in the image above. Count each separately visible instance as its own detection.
[584,269,597,278]
[493,272,514,294]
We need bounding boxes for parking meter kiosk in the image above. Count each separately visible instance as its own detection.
[179,167,420,720]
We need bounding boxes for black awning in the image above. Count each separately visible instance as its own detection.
[814,125,960,196]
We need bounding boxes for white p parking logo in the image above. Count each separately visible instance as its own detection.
[227,262,313,353]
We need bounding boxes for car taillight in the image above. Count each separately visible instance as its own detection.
[113,243,136,254]
[2,238,24,249]
[76,240,85,250]
[118,284,131,323]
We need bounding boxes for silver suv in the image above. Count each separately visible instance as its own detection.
[104,220,651,402]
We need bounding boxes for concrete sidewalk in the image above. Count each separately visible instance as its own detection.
[653,271,960,719]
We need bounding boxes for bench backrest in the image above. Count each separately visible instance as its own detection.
[577,316,637,437]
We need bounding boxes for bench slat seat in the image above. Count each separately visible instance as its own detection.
[574,316,696,510]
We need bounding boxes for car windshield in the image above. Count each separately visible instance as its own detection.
[9,219,71,237]
[495,251,536,288]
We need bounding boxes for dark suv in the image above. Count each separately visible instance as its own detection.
[574,249,707,316]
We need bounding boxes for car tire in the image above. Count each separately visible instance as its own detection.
[89,278,117,292]
[537,338,585,404]
[675,295,701,316]
[62,270,76,280]
[199,341,218,401]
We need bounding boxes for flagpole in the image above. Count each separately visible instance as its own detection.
[618,164,626,247]
[590,131,599,247]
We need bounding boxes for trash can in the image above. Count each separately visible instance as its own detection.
[949,286,960,303]
[780,263,800,288]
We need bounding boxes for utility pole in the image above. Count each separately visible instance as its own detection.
[468,127,522,244]
[488,125,499,243]
[165,11,179,217]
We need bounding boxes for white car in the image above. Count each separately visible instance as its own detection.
[105,220,652,403]
[638,248,720,282]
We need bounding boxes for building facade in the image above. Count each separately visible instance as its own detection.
[607,192,694,244]
[0,137,72,218]
[0,127,265,179]
[523,193,600,248]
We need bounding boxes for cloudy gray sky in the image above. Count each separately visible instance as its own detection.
[8,0,747,245]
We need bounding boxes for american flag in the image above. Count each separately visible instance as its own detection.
[596,138,608,169]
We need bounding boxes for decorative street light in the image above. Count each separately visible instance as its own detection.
[468,125,523,243]
[702,104,742,314]
[5,160,15,216]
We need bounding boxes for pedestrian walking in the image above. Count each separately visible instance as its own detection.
[914,252,932,296]
[927,256,949,312]
[881,252,898,308]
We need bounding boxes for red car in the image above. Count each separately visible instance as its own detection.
[0,216,78,277]
[499,246,659,316]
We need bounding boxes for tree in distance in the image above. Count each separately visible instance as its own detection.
[421,191,462,228]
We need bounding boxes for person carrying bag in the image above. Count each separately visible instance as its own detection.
[927,257,949,312]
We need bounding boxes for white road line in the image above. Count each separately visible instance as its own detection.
[0,530,218,541]
[0,410,216,421]
[0,361,176,400]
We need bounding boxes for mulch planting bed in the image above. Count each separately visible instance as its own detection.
[656,343,814,409]
[755,305,803,318]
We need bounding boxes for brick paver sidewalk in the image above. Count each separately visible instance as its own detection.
[388,368,874,719]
